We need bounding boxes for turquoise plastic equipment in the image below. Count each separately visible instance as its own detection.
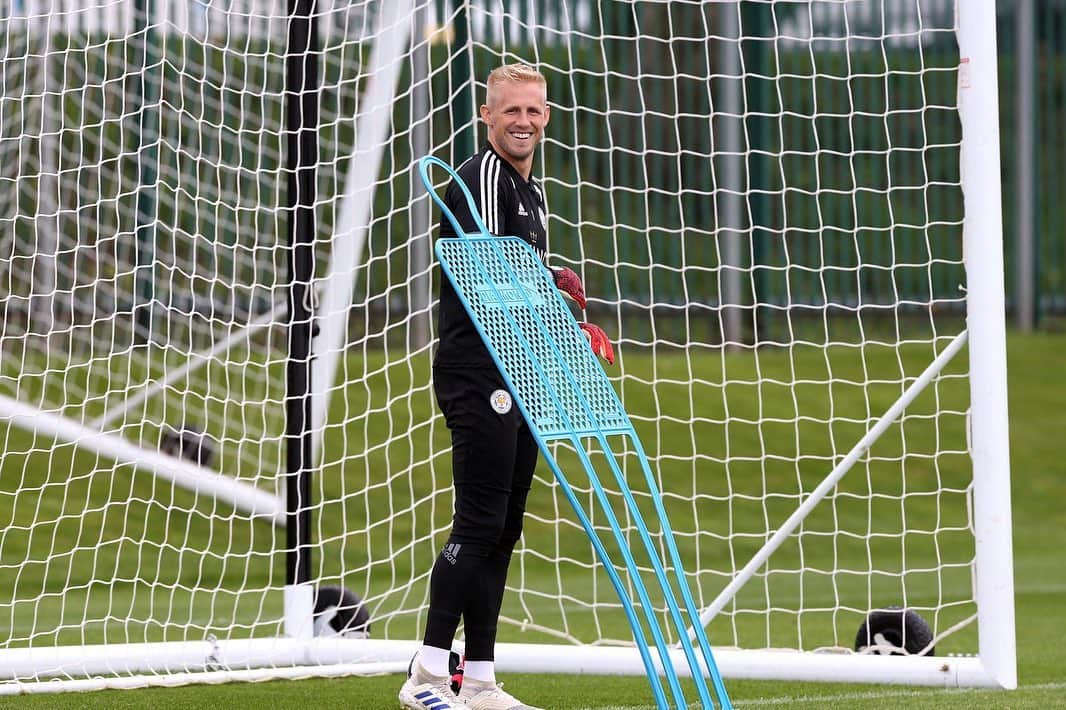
[418,155,731,710]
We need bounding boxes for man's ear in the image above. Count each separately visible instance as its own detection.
[479,104,492,126]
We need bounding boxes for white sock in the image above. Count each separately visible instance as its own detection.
[418,645,451,678]
[463,660,495,684]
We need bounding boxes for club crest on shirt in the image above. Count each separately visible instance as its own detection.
[490,389,512,414]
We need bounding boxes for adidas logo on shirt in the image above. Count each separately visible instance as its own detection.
[517,203,528,216]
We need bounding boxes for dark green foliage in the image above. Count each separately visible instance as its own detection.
[0,22,994,351]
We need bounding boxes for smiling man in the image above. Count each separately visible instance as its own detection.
[398,64,613,710]
[481,64,548,181]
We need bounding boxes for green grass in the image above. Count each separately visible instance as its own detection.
[1,331,1063,708]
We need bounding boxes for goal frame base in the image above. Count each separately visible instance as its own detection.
[0,638,1012,695]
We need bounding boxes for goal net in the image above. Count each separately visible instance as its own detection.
[0,0,1014,693]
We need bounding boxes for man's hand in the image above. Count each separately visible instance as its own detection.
[551,266,587,309]
[579,322,615,365]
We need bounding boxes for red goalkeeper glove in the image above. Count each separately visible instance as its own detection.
[579,322,615,365]
[551,266,587,309]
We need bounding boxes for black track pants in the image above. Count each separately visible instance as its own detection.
[423,366,539,661]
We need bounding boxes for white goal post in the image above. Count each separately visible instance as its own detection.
[0,0,1014,695]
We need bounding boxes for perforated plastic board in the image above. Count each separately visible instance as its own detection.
[436,236,630,440]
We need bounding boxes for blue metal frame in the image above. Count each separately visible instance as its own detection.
[418,155,731,709]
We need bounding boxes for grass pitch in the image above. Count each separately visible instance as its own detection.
[1,331,1062,708]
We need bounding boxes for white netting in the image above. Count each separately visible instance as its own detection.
[0,0,991,687]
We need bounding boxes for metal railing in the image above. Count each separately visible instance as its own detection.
[0,0,1061,338]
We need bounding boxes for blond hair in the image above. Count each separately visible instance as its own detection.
[485,63,547,107]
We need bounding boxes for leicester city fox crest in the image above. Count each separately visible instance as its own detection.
[490,389,512,414]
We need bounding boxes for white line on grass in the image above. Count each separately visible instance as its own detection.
[732,682,1066,707]
[576,682,1066,710]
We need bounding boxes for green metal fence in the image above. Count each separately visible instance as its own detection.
[998,1,1066,327]
[496,1,1066,334]
[1,1,1062,351]
[473,2,969,343]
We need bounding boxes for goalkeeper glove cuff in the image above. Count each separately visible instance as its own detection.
[579,322,615,365]
[551,266,587,309]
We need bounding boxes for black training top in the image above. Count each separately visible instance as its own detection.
[434,143,548,368]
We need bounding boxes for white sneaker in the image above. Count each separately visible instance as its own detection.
[399,661,471,710]
[457,677,543,710]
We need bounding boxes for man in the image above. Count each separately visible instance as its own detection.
[399,63,614,710]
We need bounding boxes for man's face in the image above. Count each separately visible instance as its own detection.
[480,80,550,169]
